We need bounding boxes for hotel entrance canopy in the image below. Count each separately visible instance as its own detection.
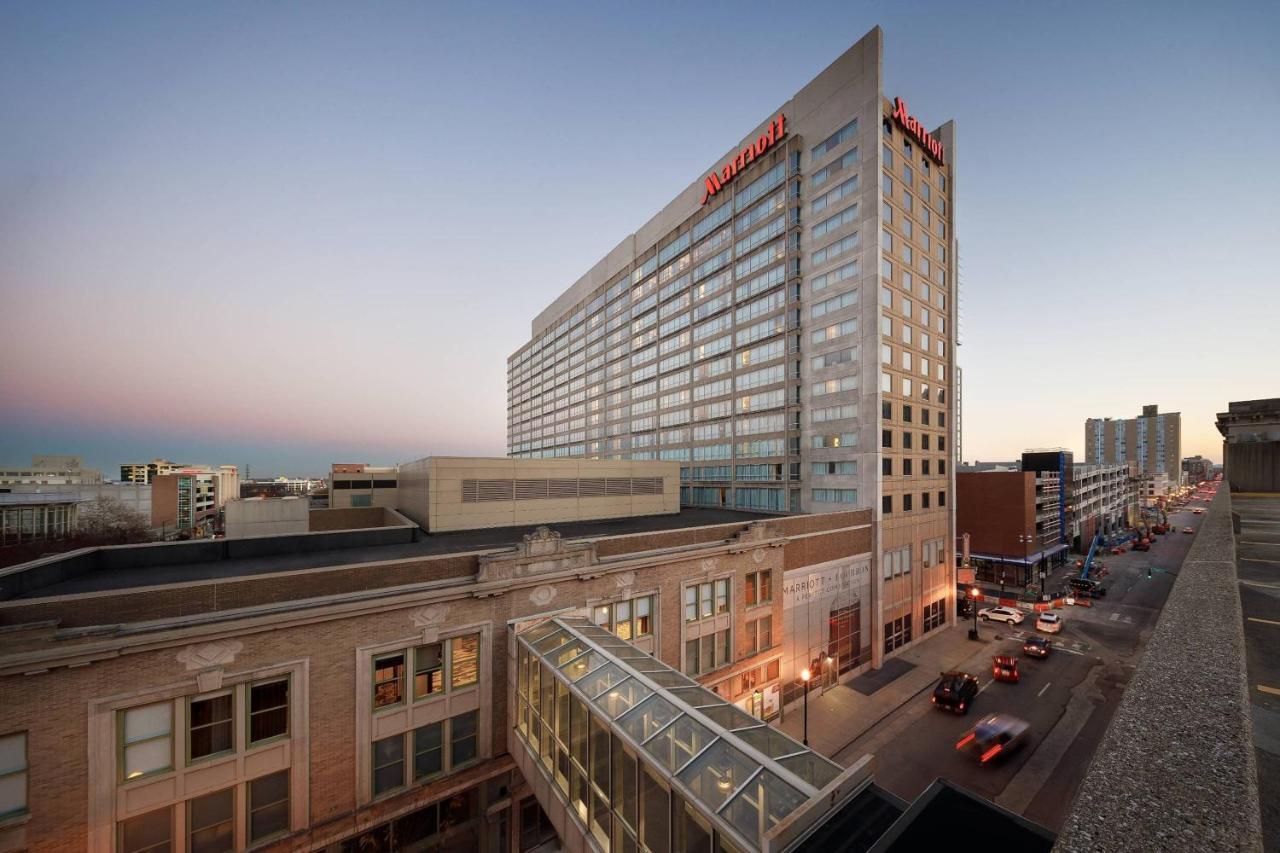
[513,615,869,852]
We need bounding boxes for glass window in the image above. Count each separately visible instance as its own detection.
[247,770,290,842]
[188,694,233,762]
[684,585,698,622]
[373,734,405,796]
[699,582,713,619]
[188,787,233,853]
[615,600,633,641]
[677,739,755,811]
[248,679,289,745]
[450,634,480,689]
[714,579,729,614]
[635,596,652,637]
[119,806,172,853]
[451,710,479,767]
[0,733,26,818]
[640,764,671,853]
[121,702,172,781]
[644,715,714,773]
[373,653,405,708]
[414,722,443,780]
[724,769,807,839]
[414,643,445,698]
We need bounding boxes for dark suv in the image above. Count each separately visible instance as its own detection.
[932,671,979,714]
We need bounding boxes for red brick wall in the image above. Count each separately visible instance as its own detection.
[956,471,1035,557]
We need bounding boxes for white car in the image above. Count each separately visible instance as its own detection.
[978,606,1024,625]
[1035,613,1063,634]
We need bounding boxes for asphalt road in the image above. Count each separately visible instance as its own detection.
[836,505,1206,833]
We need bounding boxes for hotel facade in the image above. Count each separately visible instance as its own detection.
[508,27,958,666]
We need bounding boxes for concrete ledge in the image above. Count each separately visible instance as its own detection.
[1053,489,1263,852]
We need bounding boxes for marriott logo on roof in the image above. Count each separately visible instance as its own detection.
[700,114,787,205]
[891,97,945,164]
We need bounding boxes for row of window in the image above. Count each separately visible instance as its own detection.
[881,429,948,452]
[371,711,479,798]
[372,634,479,710]
[118,770,290,853]
[882,457,948,477]
[881,492,946,514]
[882,401,947,427]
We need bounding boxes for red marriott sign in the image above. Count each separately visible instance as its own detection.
[891,97,944,164]
[701,114,786,205]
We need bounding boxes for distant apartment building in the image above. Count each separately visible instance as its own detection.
[0,454,102,486]
[956,469,1065,589]
[1069,463,1136,548]
[1085,404,1182,482]
[240,477,324,498]
[1216,398,1280,492]
[151,469,220,534]
[1181,455,1214,485]
[329,463,399,509]
[119,459,185,484]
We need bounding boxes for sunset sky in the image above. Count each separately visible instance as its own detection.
[2,0,1276,477]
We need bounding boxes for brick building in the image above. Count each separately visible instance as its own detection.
[0,500,919,852]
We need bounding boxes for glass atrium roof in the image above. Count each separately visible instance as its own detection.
[517,615,846,850]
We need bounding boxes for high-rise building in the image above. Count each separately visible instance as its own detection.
[119,459,185,484]
[1085,404,1182,480]
[506,27,958,665]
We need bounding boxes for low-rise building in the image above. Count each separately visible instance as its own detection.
[0,502,908,852]
[151,469,220,535]
[1070,463,1136,548]
[956,470,1065,591]
[0,492,83,546]
[1181,455,1214,486]
[119,459,185,484]
[0,454,102,486]
[329,463,399,509]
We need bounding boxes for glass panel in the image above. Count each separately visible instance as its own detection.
[722,769,807,840]
[674,796,713,853]
[640,763,671,853]
[413,722,443,780]
[777,752,844,789]
[560,650,608,681]
[697,703,762,732]
[577,663,627,699]
[189,695,233,760]
[735,725,807,759]
[531,629,571,654]
[644,715,715,773]
[667,686,727,708]
[248,770,290,841]
[249,679,289,744]
[550,642,590,668]
[618,695,681,745]
[570,694,589,767]
[124,737,171,781]
[123,703,171,743]
[414,643,445,697]
[450,634,480,689]
[374,654,405,708]
[188,788,233,853]
[520,621,560,644]
[635,597,652,637]
[615,600,633,640]
[613,813,640,853]
[120,806,172,853]
[452,710,478,767]
[629,657,673,675]
[589,714,610,796]
[676,739,756,811]
[611,734,639,830]
[373,735,405,795]
[592,677,653,719]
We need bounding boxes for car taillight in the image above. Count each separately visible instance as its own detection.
[931,696,936,703]
[980,744,1003,763]
[956,733,976,749]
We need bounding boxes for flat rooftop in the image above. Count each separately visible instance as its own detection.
[2,507,774,601]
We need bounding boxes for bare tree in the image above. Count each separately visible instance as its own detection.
[74,498,155,545]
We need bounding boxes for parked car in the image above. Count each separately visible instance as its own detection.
[956,713,1030,764]
[978,606,1025,625]
[1022,636,1052,658]
[932,671,980,714]
[1035,613,1063,634]
[1193,508,1205,515]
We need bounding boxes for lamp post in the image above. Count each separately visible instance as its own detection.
[1017,532,1034,594]
[800,667,812,745]
[968,586,981,641]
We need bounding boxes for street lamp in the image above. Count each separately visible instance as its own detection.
[968,586,981,641]
[800,668,812,746]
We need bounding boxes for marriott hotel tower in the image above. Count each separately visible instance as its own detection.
[508,27,958,652]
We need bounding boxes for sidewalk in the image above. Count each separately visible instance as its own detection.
[775,623,1000,762]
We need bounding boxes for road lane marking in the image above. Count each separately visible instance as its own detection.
[1241,581,1280,590]
[1260,685,1280,697]
[1247,617,1280,627]
[1038,682,1051,697]
[1055,647,1088,656]
[1240,558,1280,565]
[1109,613,1120,621]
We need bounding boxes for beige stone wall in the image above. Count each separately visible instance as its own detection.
[420,457,679,533]
[224,497,309,539]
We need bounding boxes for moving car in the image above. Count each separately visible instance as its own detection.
[1022,636,1051,658]
[1193,508,1205,515]
[956,713,1030,764]
[978,606,1025,625]
[1182,526,1194,533]
[932,671,979,714]
[991,655,1020,683]
[1035,613,1063,634]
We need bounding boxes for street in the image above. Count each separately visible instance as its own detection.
[836,503,1209,832]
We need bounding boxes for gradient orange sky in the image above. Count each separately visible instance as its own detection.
[2,1,1276,476]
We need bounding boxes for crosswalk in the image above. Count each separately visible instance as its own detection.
[1006,628,1091,655]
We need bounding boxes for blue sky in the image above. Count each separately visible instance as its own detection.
[1,0,1277,476]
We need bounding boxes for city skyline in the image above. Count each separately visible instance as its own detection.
[3,0,1277,476]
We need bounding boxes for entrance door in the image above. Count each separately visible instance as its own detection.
[828,603,862,679]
